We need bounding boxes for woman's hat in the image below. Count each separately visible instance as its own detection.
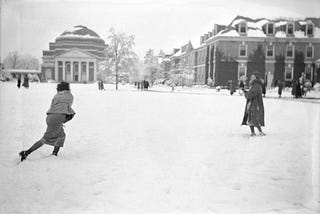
[57,81,70,91]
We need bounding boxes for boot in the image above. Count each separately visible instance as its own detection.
[52,146,60,156]
[19,151,29,162]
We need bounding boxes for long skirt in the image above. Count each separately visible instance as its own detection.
[40,114,66,147]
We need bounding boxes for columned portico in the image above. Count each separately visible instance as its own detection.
[54,59,97,83]
[54,49,100,83]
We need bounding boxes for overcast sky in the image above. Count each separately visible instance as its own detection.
[1,0,319,61]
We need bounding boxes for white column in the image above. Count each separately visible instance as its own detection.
[70,61,73,82]
[55,60,58,81]
[79,61,82,82]
[93,60,97,81]
[86,61,89,82]
[62,60,65,81]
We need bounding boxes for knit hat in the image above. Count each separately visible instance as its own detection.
[57,81,70,92]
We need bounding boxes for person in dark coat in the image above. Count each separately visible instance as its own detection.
[144,80,149,90]
[291,80,297,98]
[19,82,76,161]
[296,80,302,98]
[239,81,245,91]
[261,80,266,97]
[230,80,235,95]
[17,74,22,88]
[277,80,284,98]
[241,73,265,136]
[22,74,29,88]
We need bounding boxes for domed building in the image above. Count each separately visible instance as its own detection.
[41,25,106,82]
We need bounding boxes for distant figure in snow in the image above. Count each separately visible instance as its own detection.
[241,72,265,136]
[19,82,76,162]
[260,79,266,97]
[299,72,306,96]
[143,80,149,90]
[17,74,22,88]
[229,80,235,95]
[277,80,284,98]
[239,81,244,91]
[98,80,105,90]
[22,74,29,88]
[291,80,297,98]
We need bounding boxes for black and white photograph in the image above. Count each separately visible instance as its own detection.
[0,0,319,213]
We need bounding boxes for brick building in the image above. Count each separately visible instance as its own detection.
[41,25,107,83]
[170,16,320,87]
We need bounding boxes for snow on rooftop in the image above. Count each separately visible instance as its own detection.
[172,49,182,57]
[275,21,288,27]
[314,27,320,38]
[275,31,287,38]
[59,34,100,39]
[247,29,266,37]
[231,18,246,27]
[294,30,307,38]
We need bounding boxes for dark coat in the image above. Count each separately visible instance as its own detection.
[278,81,284,95]
[22,75,29,88]
[291,80,297,96]
[241,79,265,127]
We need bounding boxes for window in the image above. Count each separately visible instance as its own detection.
[287,23,294,35]
[305,64,313,80]
[266,45,274,57]
[306,45,314,58]
[286,45,294,58]
[238,63,246,80]
[307,24,314,36]
[239,22,247,34]
[267,23,274,35]
[285,64,293,80]
[239,44,247,57]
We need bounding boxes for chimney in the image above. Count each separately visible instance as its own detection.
[200,36,204,44]
[213,24,218,35]
[208,31,212,37]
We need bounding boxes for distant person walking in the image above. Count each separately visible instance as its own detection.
[261,79,266,97]
[239,80,244,91]
[299,73,306,96]
[241,72,265,136]
[143,80,149,90]
[17,74,22,88]
[277,80,284,98]
[19,82,76,161]
[22,74,29,88]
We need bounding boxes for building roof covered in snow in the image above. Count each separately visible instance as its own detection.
[206,15,320,42]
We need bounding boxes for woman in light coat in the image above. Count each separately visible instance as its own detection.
[19,82,76,161]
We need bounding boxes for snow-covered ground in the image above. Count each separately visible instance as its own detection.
[0,82,319,214]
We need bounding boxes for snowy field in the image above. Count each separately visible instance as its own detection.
[0,82,319,214]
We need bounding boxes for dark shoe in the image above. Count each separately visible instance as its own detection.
[250,132,256,137]
[19,151,28,162]
[259,132,266,136]
[52,146,60,156]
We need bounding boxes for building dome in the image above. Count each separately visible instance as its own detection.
[60,25,101,38]
[55,25,105,45]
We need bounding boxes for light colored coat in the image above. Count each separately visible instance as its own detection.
[47,91,75,116]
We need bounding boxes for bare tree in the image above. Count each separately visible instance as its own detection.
[105,28,137,90]
[144,49,162,84]
[3,52,39,69]
[3,51,20,69]
[20,54,39,70]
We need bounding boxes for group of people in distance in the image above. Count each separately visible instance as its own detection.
[17,74,30,89]
[135,80,150,90]
[97,79,105,90]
